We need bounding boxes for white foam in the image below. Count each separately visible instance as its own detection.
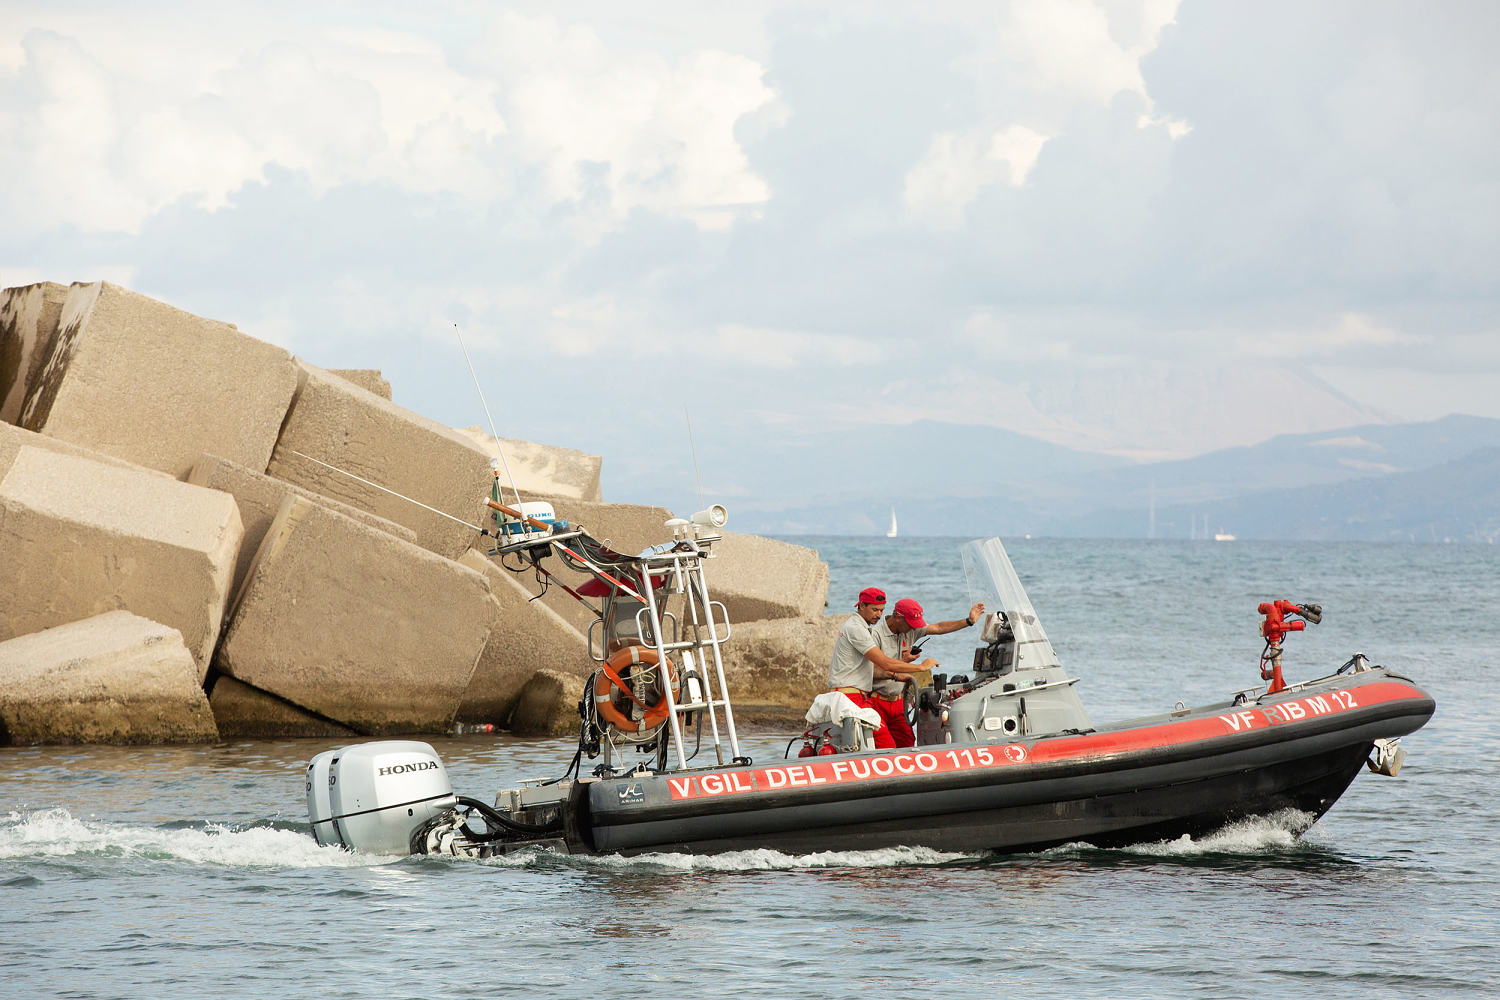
[0,808,388,868]
[479,842,974,871]
[1045,809,1320,858]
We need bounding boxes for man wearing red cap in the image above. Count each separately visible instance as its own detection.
[870,596,986,747]
[827,587,940,748]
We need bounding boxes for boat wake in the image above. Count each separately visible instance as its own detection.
[481,843,977,872]
[0,807,1322,872]
[0,808,387,868]
[1040,809,1323,860]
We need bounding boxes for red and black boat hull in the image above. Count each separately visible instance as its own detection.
[576,671,1435,856]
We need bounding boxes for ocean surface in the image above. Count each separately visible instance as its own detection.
[4,537,1496,999]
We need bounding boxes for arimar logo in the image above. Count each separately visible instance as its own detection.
[378,760,439,776]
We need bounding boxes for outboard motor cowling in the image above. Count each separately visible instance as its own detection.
[306,741,456,855]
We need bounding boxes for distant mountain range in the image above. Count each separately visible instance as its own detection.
[607,414,1500,543]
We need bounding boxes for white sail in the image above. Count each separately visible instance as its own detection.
[886,507,898,538]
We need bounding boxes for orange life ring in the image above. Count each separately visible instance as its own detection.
[594,646,678,733]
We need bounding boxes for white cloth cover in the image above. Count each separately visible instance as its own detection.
[804,691,880,728]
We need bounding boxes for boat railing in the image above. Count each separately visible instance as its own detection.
[490,504,746,772]
[632,546,746,770]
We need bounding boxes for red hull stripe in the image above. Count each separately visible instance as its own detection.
[664,680,1426,802]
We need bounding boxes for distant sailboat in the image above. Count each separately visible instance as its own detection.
[886,508,898,538]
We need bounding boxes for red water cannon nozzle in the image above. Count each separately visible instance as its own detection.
[1257,600,1322,693]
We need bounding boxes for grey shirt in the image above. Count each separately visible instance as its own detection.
[871,617,933,697]
[828,613,879,691]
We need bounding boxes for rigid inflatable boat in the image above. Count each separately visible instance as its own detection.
[305,500,1434,859]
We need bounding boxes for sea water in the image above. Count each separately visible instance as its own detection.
[3,539,1497,999]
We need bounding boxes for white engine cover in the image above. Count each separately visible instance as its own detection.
[306,741,456,855]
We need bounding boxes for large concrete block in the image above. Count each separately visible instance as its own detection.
[701,532,829,623]
[19,282,299,478]
[328,369,391,399]
[454,426,603,502]
[216,496,494,735]
[188,453,418,604]
[208,675,358,739]
[267,361,490,560]
[0,611,218,745]
[455,549,592,725]
[1,281,69,425]
[1,420,173,479]
[529,498,829,627]
[507,668,584,737]
[0,446,242,679]
[717,614,845,727]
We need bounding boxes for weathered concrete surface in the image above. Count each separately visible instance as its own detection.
[1,420,173,479]
[328,369,391,399]
[267,361,490,560]
[455,549,593,725]
[716,614,844,728]
[0,446,242,679]
[208,675,359,739]
[531,498,829,629]
[188,453,418,604]
[507,668,585,737]
[216,496,493,735]
[454,426,603,502]
[0,611,218,745]
[1,281,69,425]
[703,532,829,622]
[19,282,299,478]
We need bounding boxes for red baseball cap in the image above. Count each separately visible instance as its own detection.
[857,587,886,605]
[893,598,926,629]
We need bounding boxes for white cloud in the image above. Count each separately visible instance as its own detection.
[0,9,773,237]
[485,13,776,234]
[904,125,1051,227]
[904,0,1185,227]
[1237,313,1426,360]
[713,324,886,369]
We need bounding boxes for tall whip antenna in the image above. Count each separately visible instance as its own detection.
[685,405,705,510]
[455,322,523,507]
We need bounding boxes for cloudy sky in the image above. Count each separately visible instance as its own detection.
[3,1,1497,498]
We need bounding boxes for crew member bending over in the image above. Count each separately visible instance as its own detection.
[871,597,985,747]
[827,587,939,749]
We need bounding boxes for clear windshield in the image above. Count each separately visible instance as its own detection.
[960,538,1062,672]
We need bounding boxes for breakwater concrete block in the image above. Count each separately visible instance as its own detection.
[216,495,493,735]
[455,549,592,725]
[267,361,490,560]
[1,281,69,425]
[455,426,603,502]
[0,445,242,680]
[19,282,298,478]
[188,453,418,605]
[507,667,584,737]
[703,532,829,623]
[1,421,173,478]
[717,614,845,726]
[327,369,391,399]
[0,611,218,745]
[208,675,358,739]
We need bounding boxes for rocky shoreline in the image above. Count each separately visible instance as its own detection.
[0,280,837,746]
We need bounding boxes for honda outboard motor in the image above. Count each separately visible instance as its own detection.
[307,741,456,855]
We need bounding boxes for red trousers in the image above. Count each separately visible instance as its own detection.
[870,693,914,748]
